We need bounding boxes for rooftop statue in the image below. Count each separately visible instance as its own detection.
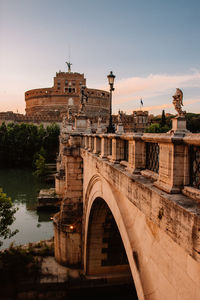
[117,109,123,123]
[67,108,73,123]
[172,88,186,117]
[97,116,102,127]
[79,85,88,113]
[66,61,72,73]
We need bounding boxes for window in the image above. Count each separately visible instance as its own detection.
[65,87,76,93]
[146,142,159,173]
[65,80,68,85]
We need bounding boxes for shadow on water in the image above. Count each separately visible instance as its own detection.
[0,168,54,249]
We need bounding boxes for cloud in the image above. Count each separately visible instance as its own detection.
[111,71,200,105]
[125,98,200,114]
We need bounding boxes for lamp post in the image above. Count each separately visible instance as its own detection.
[107,71,116,133]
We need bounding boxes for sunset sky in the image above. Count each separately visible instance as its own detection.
[1,0,200,115]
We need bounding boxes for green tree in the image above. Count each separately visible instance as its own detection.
[145,123,170,133]
[42,123,60,162]
[33,154,47,178]
[186,113,200,133]
[0,122,60,167]
[160,110,166,127]
[0,189,18,247]
[145,123,162,133]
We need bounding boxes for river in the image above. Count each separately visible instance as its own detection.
[0,168,138,299]
[0,168,54,249]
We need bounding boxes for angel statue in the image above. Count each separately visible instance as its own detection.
[172,88,186,117]
[67,108,73,123]
[79,85,88,113]
[97,116,102,127]
[117,109,123,123]
[66,61,72,73]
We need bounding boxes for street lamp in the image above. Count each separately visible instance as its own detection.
[107,71,116,133]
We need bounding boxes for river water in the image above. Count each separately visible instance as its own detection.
[0,168,54,249]
[0,168,138,299]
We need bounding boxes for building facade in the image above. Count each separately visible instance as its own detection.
[25,70,110,121]
[112,110,149,132]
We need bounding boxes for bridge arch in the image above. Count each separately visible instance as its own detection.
[84,174,145,300]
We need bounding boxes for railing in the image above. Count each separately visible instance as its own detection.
[190,145,200,189]
[64,131,200,196]
[123,140,129,162]
[109,139,112,156]
[145,142,159,173]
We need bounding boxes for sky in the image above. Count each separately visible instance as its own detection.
[1,0,200,115]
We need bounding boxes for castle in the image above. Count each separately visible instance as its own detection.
[0,64,150,131]
[25,67,110,121]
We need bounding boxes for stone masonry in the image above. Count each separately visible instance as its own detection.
[54,108,200,299]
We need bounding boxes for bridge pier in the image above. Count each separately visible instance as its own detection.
[54,134,83,267]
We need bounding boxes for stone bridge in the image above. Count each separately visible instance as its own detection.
[54,125,200,299]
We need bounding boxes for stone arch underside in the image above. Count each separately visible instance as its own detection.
[86,197,130,274]
[84,174,145,300]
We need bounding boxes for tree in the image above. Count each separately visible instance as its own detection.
[186,113,200,133]
[0,189,18,247]
[33,154,47,178]
[145,123,162,133]
[160,110,166,127]
[42,123,60,162]
[144,122,170,133]
[0,122,60,167]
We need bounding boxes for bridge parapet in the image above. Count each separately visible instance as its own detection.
[81,132,200,200]
[80,132,200,262]
[54,126,200,298]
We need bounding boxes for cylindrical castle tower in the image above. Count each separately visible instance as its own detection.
[25,67,110,121]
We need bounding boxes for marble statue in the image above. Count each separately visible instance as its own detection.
[172,88,186,117]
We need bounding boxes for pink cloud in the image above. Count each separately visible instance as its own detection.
[125,98,200,114]
[112,72,200,105]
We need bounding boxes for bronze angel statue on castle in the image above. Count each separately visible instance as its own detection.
[172,88,186,117]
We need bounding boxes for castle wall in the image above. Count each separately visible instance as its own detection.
[25,71,110,119]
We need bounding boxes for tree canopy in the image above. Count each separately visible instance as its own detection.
[0,122,60,167]
[145,112,200,133]
[0,189,17,247]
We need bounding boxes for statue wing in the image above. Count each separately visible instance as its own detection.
[180,89,183,105]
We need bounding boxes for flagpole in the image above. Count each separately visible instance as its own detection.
[140,98,143,110]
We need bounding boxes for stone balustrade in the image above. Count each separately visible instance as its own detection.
[80,132,200,199]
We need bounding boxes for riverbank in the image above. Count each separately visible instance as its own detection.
[0,239,136,300]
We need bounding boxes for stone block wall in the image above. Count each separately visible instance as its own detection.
[54,134,84,266]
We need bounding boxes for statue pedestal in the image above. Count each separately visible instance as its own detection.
[96,126,103,134]
[75,114,87,131]
[116,123,124,134]
[169,117,189,135]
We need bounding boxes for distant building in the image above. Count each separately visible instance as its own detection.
[0,66,150,132]
[25,70,110,121]
[112,110,150,132]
